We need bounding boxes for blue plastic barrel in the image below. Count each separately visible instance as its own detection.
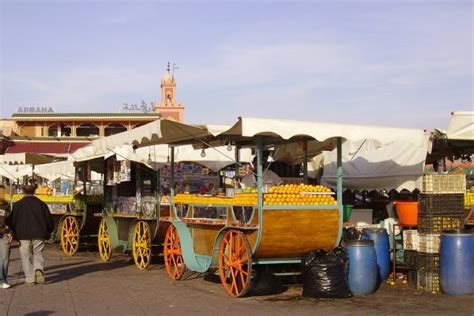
[440,232,474,296]
[361,228,391,281]
[346,240,378,295]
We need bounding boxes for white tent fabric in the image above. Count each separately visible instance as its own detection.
[0,164,33,179]
[0,153,54,165]
[446,111,474,141]
[225,117,426,147]
[321,136,430,191]
[90,119,228,154]
[34,160,75,180]
[73,144,252,172]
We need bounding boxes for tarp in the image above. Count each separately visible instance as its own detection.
[320,136,430,191]
[446,111,474,141]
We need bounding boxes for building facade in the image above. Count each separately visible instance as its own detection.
[0,64,185,156]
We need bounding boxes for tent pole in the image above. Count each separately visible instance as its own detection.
[336,137,343,245]
[303,141,308,184]
[170,146,175,206]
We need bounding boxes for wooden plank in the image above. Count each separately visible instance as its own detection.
[255,209,339,258]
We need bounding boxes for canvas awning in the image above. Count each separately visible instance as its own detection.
[74,143,252,172]
[320,135,430,191]
[0,153,56,165]
[34,160,76,180]
[0,164,33,179]
[90,119,227,155]
[446,111,474,141]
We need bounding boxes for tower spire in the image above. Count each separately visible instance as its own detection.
[166,62,170,73]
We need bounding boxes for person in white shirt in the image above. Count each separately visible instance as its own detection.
[240,156,283,188]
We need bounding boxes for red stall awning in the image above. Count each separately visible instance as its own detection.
[5,141,89,155]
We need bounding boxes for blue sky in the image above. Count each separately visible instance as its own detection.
[1,0,472,129]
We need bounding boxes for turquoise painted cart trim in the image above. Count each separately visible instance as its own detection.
[335,137,343,248]
[254,137,264,255]
[253,258,302,265]
[103,215,126,253]
[171,220,214,273]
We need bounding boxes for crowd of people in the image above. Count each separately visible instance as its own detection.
[0,184,54,289]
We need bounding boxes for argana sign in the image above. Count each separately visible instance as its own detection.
[16,106,54,113]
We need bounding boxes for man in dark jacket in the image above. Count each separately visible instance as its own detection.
[0,185,13,289]
[8,184,54,285]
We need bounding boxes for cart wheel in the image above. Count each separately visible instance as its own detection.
[60,216,80,256]
[218,230,252,297]
[132,221,152,270]
[98,218,112,262]
[164,225,186,280]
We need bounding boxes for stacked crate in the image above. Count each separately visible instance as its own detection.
[403,229,418,288]
[416,175,466,293]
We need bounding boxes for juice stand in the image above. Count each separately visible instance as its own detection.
[91,117,425,297]
[79,139,251,270]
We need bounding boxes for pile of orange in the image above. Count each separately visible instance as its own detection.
[265,183,336,206]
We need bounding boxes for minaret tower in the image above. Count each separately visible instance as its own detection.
[154,62,185,122]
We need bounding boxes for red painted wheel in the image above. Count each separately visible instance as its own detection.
[218,230,252,297]
[164,225,186,280]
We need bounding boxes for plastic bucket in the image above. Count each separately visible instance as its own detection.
[343,205,353,222]
[394,201,418,227]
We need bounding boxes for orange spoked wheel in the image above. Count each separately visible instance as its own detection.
[132,221,152,270]
[164,225,186,280]
[60,216,80,256]
[218,230,252,297]
[98,218,112,262]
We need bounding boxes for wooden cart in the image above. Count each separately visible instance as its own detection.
[162,134,344,297]
[6,193,103,256]
[96,158,170,270]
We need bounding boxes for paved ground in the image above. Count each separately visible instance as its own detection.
[0,243,472,316]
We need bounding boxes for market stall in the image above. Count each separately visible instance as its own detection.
[78,141,251,270]
[102,117,425,296]
[3,158,103,256]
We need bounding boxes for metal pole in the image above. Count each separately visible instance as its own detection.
[170,146,175,205]
[256,138,264,213]
[336,137,343,245]
[303,141,308,184]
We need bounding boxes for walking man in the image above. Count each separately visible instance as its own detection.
[8,184,54,285]
[0,184,13,289]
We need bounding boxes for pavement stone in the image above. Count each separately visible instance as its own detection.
[0,243,473,316]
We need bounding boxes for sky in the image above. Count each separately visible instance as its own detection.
[0,0,472,130]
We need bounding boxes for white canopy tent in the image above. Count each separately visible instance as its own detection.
[0,164,33,180]
[90,119,228,155]
[0,153,55,165]
[34,160,76,181]
[446,111,474,141]
[320,136,430,191]
[74,143,252,173]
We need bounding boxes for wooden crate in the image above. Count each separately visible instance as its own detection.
[422,174,466,194]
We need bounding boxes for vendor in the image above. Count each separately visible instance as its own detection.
[240,155,283,188]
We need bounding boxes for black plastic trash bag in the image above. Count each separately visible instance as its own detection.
[301,248,352,299]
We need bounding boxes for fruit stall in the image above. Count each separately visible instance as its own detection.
[89,117,426,297]
[76,140,251,270]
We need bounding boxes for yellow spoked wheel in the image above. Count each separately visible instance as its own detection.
[98,218,112,262]
[132,221,152,270]
[164,225,186,280]
[60,216,80,256]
